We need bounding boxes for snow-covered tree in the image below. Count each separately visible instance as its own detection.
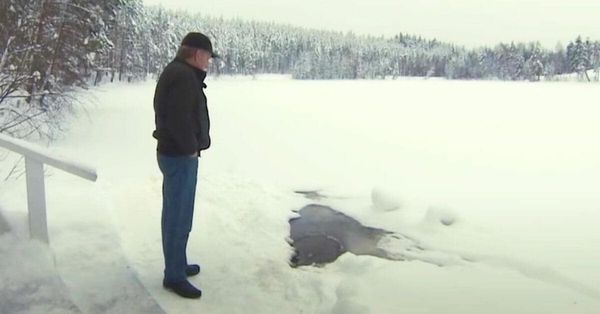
[568,36,590,80]
[523,42,544,81]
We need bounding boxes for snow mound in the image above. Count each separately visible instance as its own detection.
[370,187,403,212]
[424,206,459,226]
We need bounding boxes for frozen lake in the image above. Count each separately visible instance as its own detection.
[2,76,600,313]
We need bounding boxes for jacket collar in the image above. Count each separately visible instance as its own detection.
[173,57,207,84]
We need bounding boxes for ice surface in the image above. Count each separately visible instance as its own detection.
[2,77,600,313]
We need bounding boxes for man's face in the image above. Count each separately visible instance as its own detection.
[194,49,212,71]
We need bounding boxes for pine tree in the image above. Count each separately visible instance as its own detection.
[523,42,544,81]
[568,36,590,79]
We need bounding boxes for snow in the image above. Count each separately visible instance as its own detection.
[550,69,600,82]
[423,206,459,226]
[2,77,600,313]
[370,187,403,212]
[0,231,79,314]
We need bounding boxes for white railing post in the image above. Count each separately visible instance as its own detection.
[25,156,49,243]
[0,133,97,244]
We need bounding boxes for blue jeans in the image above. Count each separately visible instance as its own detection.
[157,153,198,283]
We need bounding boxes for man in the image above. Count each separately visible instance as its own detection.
[152,32,218,299]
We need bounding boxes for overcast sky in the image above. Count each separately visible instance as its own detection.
[142,0,600,48]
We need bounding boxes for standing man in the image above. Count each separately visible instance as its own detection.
[152,32,218,299]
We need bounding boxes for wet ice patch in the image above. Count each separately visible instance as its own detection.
[376,234,467,267]
[294,190,328,201]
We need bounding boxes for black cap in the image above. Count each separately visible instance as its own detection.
[181,32,220,58]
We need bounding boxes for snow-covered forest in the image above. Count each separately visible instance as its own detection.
[1,0,600,141]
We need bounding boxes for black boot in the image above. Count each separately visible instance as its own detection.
[186,264,201,277]
[163,280,202,299]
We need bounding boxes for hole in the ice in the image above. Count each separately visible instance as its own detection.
[288,204,401,267]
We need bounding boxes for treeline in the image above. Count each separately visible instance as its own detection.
[78,4,599,82]
[446,37,600,81]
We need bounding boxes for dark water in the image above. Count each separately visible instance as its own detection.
[288,204,397,267]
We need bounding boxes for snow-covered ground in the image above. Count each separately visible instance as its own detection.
[1,76,600,313]
[550,69,600,82]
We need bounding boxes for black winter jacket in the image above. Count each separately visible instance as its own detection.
[153,57,211,156]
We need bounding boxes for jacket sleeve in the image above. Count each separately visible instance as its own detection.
[164,74,198,155]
